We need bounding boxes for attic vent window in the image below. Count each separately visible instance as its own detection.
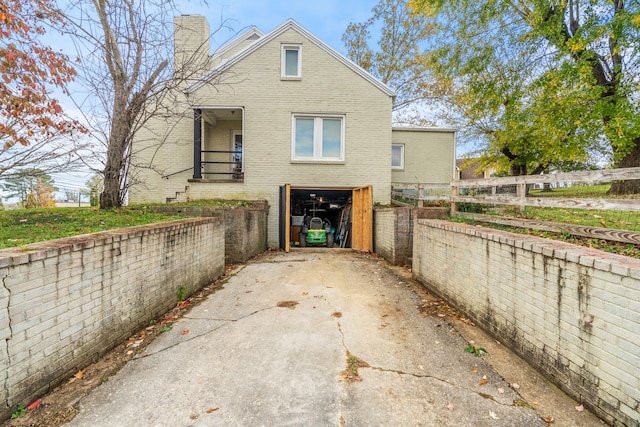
[281,44,301,78]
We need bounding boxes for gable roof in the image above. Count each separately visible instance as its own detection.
[185,18,395,97]
[209,26,264,63]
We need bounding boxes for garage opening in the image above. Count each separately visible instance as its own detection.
[279,185,373,252]
[289,188,353,248]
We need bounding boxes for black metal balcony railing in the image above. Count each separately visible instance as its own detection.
[199,150,243,179]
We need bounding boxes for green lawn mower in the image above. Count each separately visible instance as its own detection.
[299,216,335,248]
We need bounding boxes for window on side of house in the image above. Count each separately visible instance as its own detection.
[281,44,301,78]
[292,115,345,161]
[392,144,405,169]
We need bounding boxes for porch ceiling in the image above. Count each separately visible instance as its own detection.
[202,108,242,125]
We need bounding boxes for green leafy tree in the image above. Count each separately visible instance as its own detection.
[409,0,640,190]
[0,168,57,205]
[342,0,438,121]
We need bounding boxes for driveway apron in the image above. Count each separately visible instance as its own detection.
[65,250,546,427]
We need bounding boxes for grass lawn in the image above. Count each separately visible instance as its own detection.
[0,206,187,249]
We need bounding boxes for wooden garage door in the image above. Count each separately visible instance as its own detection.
[352,185,373,252]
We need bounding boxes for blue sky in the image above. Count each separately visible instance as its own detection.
[182,0,376,55]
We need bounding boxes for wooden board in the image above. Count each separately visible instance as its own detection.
[451,195,640,211]
[457,212,640,246]
[352,185,373,252]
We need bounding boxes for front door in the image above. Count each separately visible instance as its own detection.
[231,131,243,177]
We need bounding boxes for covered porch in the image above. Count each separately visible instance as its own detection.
[192,107,244,181]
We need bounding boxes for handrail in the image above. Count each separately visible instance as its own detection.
[162,167,192,179]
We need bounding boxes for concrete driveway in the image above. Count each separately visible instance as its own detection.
[64,250,601,427]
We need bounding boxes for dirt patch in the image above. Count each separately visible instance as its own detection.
[339,351,370,383]
[1,265,235,427]
[276,300,299,309]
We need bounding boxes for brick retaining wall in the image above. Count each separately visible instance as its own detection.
[413,219,640,427]
[374,206,447,265]
[150,201,268,263]
[0,218,224,420]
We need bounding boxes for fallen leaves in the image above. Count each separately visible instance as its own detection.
[544,415,555,423]
[206,407,220,413]
[68,368,86,384]
[276,300,299,309]
[181,330,189,335]
[575,404,584,412]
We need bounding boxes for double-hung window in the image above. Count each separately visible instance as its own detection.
[292,115,345,161]
[281,44,301,78]
[392,144,405,169]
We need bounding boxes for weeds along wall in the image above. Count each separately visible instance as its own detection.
[0,218,224,420]
[413,219,640,427]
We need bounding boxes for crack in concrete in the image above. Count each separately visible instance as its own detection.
[1,272,12,409]
[136,306,275,359]
[365,364,454,384]
[320,274,520,411]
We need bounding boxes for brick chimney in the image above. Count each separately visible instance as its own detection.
[173,15,210,77]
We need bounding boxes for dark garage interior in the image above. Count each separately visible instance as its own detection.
[289,188,353,248]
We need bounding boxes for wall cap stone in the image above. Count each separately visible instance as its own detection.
[416,219,640,272]
[0,218,219,267]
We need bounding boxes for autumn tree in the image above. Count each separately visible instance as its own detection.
[24,176,56,207]
[0,0,86,177]
[410,0,640,189]
[59,0,225,209]
[342,0,439,123]
[0,167,56,205]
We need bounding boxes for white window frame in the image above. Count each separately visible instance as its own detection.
[392,144,405,170]
[281,44,302,78]
[291,114,345,162]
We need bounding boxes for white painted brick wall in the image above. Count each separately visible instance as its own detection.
[130,25,395,246]
[413,219,640,427]
[0,218,224,420]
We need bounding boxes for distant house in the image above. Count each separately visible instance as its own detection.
[456,158,495,180]
[128,15,455,250]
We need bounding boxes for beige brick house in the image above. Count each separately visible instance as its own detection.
[128,15,455,250]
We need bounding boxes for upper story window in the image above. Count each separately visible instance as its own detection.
[392,144,405,169]
[292,114,345,161]
[281,44,301,78]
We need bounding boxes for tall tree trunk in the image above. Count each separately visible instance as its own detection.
[609,137,640,195]
[100,102,128,209]
[100,138,126,208]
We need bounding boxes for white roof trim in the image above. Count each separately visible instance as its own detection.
[186,18,395,97]
[209,26,264,63]
[392,126,459,133]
